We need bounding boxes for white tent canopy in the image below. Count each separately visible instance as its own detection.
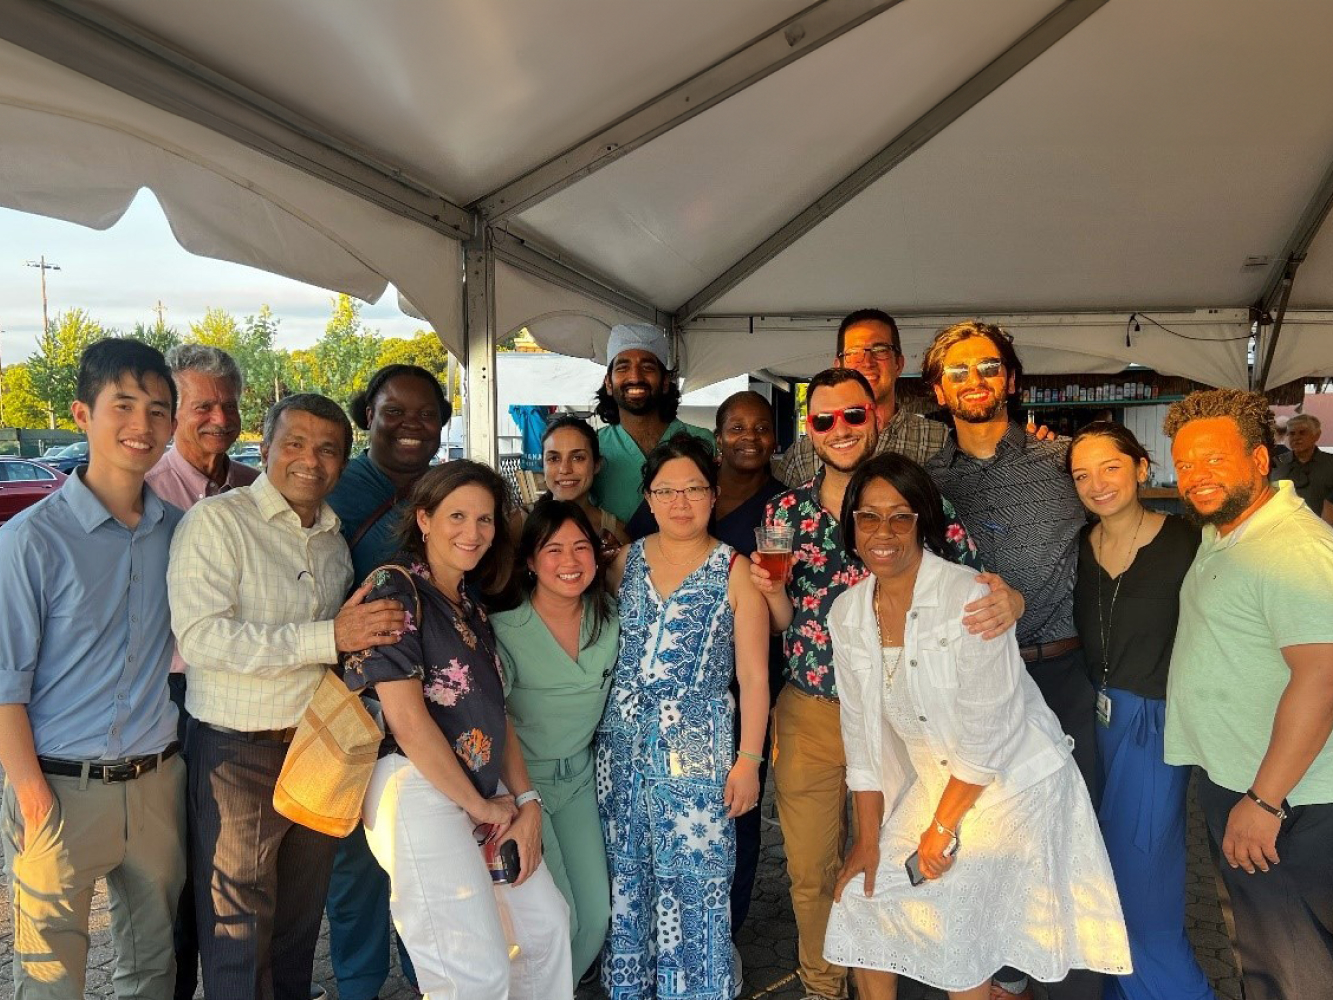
[3,0,1333,454]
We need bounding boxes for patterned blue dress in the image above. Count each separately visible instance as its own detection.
[596,540,738,999]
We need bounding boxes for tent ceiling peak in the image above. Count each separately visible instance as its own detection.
[0,0,476,241]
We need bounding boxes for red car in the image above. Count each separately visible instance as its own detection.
[0,457,67,523]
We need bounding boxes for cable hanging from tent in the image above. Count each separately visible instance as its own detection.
[1126,311,1254,343]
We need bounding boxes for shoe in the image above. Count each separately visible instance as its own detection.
[578,958,600,988]
[989,981,1034,1000]
[731,943,743,999]
[309,988,327,1000]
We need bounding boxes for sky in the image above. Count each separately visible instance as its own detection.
[0,191,425,368]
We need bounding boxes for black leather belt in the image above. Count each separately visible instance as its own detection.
[39,742,180,783]
[1019,636,1082,663]
[201,722,298,743]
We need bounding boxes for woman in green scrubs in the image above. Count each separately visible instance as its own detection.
[492,500,618,985]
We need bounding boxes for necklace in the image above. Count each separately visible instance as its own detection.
[654,535,712,567]
[1094,505,1145,693]
[872,581,906,688]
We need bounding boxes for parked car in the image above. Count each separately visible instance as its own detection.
[230,444,263,468]
[45,440,90,474]
[0,457,68,523]
[39,444,70,460]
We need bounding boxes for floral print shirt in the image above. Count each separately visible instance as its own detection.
[343,559,507,797]
[765,469,982,701]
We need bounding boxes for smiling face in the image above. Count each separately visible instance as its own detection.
[416,481,497,579]
[529,518,598,601]
[836,320,905,411]
[1172,416,1270,531]
[542,426,600,502]
[853,476,924,582]
[716,396,776,476]
[808,381,878,474]
[73,372,175,480]
[645,456,714,541]
[367,375,444,478]
[261,408,347,522]
[1070,434,1148,520]
[174,369,242,467]
[605,349,666,416]
[932,335,1015,423]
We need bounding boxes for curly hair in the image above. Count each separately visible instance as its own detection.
[921,320,1023,388]
[1162,388,1275,453]
[592,360,683,425]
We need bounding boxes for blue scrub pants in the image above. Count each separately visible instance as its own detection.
[1098,688,1216,1000]
[325,824,416,1000]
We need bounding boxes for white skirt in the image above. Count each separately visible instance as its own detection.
[823,759,1131,992]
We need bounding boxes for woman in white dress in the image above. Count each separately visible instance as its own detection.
[823,453,1131,999]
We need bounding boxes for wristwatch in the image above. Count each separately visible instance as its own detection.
[1245,788,1288,821]
[514,789,543,809]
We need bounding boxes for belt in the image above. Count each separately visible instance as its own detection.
[378,738,401,759]
[1019,636,1081,663]
[38,742,180,783]
[201,722,298,744]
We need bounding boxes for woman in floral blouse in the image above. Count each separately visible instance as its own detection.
[345,461,573,1000]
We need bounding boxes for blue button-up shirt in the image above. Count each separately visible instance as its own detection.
[0,470,181,759]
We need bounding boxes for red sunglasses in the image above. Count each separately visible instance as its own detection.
[806,406,870,434]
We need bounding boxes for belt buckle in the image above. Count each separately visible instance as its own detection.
[102,757,147,784]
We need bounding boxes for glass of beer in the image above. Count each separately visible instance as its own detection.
[754,524,795,582]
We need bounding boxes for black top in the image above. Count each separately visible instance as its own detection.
[344,560,508,797]
[1072,513,1200,701]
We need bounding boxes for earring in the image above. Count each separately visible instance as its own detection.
[422,531,430,543]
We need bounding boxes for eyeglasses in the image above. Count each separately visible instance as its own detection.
[806,406,870,434]
[851,509,919,536]
[837,344,900,365]
[941,358,1004,383]
[647,485,713,503]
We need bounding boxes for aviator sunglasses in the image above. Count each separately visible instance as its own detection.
[941,358,1005,383]
[806,406,870,434]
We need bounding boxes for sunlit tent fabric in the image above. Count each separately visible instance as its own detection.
[3,0,1333,396]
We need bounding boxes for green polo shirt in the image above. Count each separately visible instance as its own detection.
[1165,481,1333,805]
[593,419,715,523]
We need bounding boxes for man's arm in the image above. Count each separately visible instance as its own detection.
[1223,642,1333,873]
[0,705,53,853]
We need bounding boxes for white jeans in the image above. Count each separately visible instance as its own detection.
[362,754,573,1000]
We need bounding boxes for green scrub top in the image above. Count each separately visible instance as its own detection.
[594,419,715,523]
[492,597,619,765]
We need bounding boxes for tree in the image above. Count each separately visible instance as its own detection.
[28,309,104,428]
[185,305,284,434]
[373,330,450,378]
[314,294,380,403]
[189,307,243,348]
[129,319,181,356]
[1,362,51,429]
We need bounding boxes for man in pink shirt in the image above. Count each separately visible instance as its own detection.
[145,343,257,1000]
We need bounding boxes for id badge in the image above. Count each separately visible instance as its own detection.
[1096,688,1113,728]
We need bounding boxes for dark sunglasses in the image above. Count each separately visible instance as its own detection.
[942,358,1004,383]
[807,406,870,434]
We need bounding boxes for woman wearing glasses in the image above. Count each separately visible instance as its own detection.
[596,432,770,999]
[822,453,1129,999]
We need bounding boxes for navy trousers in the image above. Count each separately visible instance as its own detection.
[1197,773,1333,1000]
[1098,689,1215,1000]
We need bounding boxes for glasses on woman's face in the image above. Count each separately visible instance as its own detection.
[941,358,1004,383]
[851,509,919,536]
[806,406,870,434]
[648,485,713,504]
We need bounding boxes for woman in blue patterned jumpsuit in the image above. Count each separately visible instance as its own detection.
[596,433,771,1000]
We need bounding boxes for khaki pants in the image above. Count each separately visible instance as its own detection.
[773,685,848,999]
[1,754,186,1000]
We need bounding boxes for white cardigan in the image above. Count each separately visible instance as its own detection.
[829,550,1074,819]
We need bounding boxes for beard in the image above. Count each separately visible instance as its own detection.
[612,382,660,416]
[949,393,1007,423]
[1181,478,1259,528]
[815,437,873,473]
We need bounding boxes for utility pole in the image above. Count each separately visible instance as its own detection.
[24,256,61,338]
[153,299,168,328]
[0,326,6,428]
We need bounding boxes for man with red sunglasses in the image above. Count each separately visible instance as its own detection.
[777,309,948,489]
[753,368,1022,1000]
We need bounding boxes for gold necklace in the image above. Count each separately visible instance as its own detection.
[654,535,711,567]
[873,581,906,687]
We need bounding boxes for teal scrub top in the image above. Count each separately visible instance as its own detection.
[594,419,715,523]
[492,597,619,765]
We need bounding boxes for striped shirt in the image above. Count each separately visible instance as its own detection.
[168,473,353,731]
[776,407,949,489]
[925,422,1086,648]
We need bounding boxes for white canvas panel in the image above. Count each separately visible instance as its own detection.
[0,39,462,352]
[493,260,647,363]
[1263,313,1333,387]
[1291,211,1333,310]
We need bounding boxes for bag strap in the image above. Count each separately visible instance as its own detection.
[368,563,423,626]
[348,495,401,553]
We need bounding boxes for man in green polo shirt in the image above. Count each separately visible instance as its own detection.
[591,323,713,525]
[1164,388,1333,1000]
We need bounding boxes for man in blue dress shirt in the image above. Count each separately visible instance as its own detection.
[0,339,185,1000]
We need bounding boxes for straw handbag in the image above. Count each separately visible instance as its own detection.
[273,667,384,837]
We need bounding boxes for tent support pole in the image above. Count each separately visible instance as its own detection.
[473,0,906,222]
[675,0,1110,322]
[463,229,499,465]
[1255,268,1295,393]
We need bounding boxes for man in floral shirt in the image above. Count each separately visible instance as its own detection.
[752,368,1018,1000]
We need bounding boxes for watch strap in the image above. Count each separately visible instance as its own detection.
[514,789,542,809]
